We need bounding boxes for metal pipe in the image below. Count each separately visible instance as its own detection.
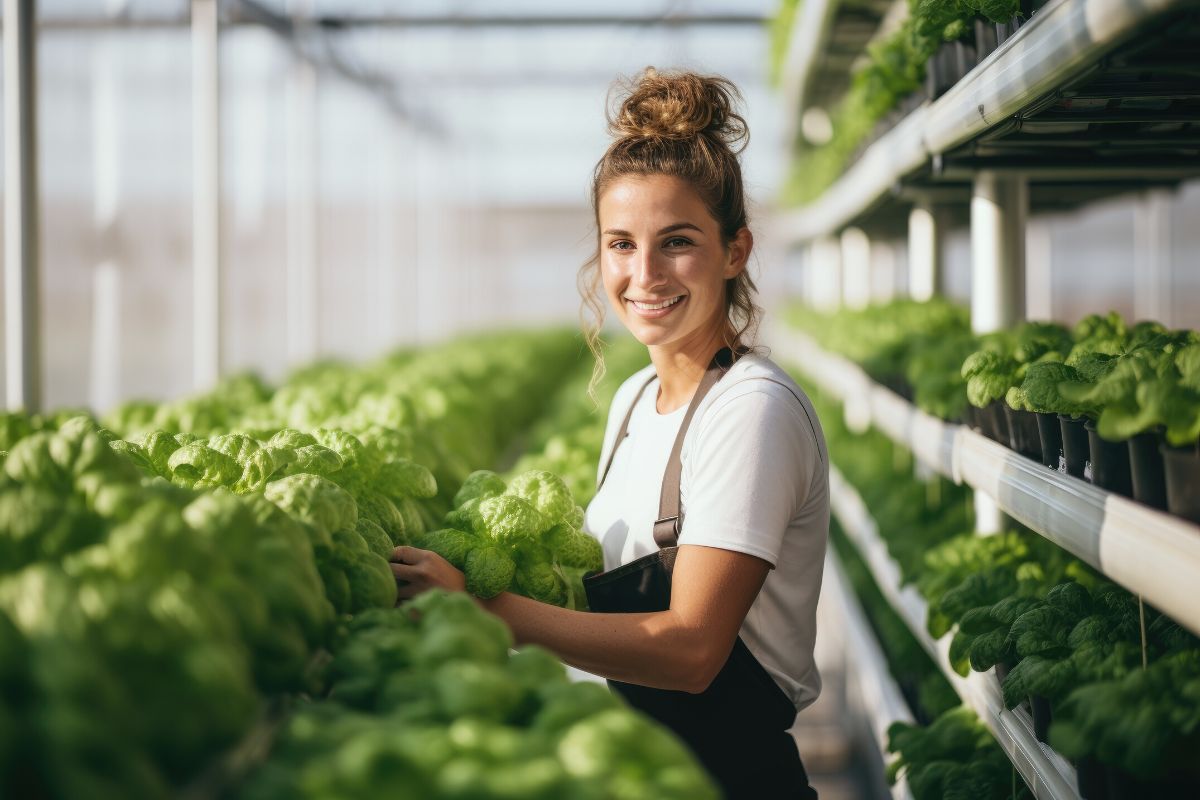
[4,0,41,412]
[285,0,320,365]
[192,0,222,390]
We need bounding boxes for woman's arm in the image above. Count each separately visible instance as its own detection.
[390,543,769,694]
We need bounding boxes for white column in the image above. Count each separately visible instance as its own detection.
[90,35,122,412]
[191,0,222,390]
[285,4,319,365]
[370,116,400,349]
[1025,219,1053,320]
[970,171,1026,333]
[869,239,897,304]
[4,0,42,412]
[840,227,871,311]
[908,204,943,301]
[1133,189,1172,325]
[971,171,1028,535]
[810,236,842,311]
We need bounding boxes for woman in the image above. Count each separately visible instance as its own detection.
[390,67,829,799]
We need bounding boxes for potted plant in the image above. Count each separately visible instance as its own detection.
[961,338,1019,445]
[1017,361,1098,477]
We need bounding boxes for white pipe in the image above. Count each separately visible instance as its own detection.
[192,0,222,390]
[4,0,42,412]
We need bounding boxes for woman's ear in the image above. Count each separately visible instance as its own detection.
[723,226,753,279]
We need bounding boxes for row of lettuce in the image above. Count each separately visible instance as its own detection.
[799,379,1200,797]
[786,300,1200,521]
[0,330,719,799]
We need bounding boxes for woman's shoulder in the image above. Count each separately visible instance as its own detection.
[693,351,827,456]
[712,351,812,409]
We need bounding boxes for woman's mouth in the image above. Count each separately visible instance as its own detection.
[626,294,686,318]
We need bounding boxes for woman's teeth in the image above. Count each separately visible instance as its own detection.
[629,296,683,310]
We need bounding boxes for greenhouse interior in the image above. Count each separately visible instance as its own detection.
[2,0,1200,798]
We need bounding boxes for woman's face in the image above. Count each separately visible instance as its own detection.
[598,174,750,352]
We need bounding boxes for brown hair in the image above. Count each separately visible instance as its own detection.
[579,66,762,398]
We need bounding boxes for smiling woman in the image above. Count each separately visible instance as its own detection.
[387,66,830,800]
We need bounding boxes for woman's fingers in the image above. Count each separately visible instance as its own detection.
[394,581,426,600]
[390,545,418,564]
[389,561,421,581]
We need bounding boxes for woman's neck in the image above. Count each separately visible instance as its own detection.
[648,324,735,414]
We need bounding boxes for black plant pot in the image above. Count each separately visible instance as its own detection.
[980,400,1011,445]
[1128,430,1168,511]
[1102,763,1200,800]
[1059,415,1090,479]
[1161,444,1200,524]
[962,404,983,432]
[1030,693,1052,743]
[1005,406,1043,461]
[974,18,999,60]
[1036,411,1064,470]
[1085,421,1134,498]
[1075,755,1111,800]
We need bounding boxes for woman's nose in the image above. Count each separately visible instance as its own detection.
[633,248,668,288]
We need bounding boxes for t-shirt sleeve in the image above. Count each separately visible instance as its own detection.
[678,385,821,567]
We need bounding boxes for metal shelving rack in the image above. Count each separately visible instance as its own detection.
[772,3,1200,787]
[772,324,1200,640]
[821,547,916,800]
[829,467,1082,800]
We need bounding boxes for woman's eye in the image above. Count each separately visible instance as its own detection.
[665,237,692,247]
[610,241,634,251]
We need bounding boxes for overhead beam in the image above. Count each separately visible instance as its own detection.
[10,11,769,30]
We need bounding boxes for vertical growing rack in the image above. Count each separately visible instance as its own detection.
[770,0,1200,796]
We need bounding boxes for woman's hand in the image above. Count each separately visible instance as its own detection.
[389,546,466,602]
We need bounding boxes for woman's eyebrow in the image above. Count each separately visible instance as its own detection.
[602,222,703,237]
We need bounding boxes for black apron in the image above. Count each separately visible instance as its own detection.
[584,347,819,800]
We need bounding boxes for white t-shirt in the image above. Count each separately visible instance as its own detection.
[584,352,829,712]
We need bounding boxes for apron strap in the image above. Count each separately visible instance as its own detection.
[653,346,738,548]
[596,373,657,491]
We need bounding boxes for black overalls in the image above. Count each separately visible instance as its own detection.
[583,348,819,800]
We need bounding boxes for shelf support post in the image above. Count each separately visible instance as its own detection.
[970,171,1026,331]
[1133,189,1172,326]
[4,0,42,412]
[192,0,222,390]
[809,235,842,311]
[971,171,1028,534]
[285,0,320,365]
[840,227,871,310]
[908,203,945,301]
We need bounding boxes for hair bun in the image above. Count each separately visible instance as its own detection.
[608,67,748,154]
